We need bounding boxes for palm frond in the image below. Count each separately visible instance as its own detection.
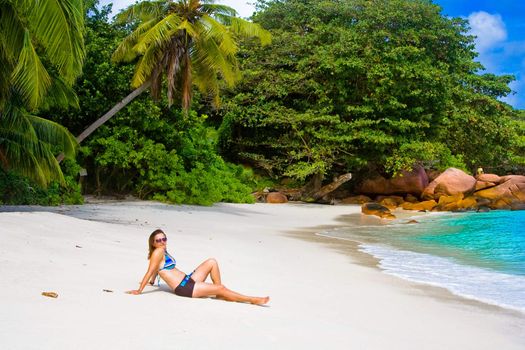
[131,45,164,87]
[133,14,183,54]
[178,19,199,39]
[11,30,52,110]
[0,3,25,65]
[200,4,238,17]
[0,105,70,185]
[115,1,167,24]
[0,134,49,185]
[229,17,272,45]
[27,115,77,158]
[193,29,239,87]
[192,56,220,106]
[112,18,158,63]
[21,0,85,84]
[0,45,12,107]
[38,77,80,110]
[200,15,238,56]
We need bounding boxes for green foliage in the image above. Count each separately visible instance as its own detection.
[385,141,466,175]
[0,104,77,187]
[112,0,271,110]
[0,0,85,186]
[219,0,523,183]
[46,2,134,135]
[152,163,255,206]
[36,1,256,205]
[0,159,83,205]
[0,0,85,110]
[81,106,254,205]
[505,110,525,173]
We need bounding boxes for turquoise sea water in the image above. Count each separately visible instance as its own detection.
[320,210,525,312]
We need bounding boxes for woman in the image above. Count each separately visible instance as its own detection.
[127,229,270,305]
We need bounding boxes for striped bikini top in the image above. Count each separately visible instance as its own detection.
[160,251,176,271]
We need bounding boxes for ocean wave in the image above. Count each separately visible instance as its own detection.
[359,243,525,313]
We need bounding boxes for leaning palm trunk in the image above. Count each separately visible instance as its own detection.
[76,81,150,144]
[56,81,150,162]
[58,1,270,162]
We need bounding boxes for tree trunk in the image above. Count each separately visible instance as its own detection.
[76,81,151,144]
[303,172,324,197]
[57,81,151,162]
[310,172,352,201]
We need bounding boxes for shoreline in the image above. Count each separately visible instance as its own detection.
[1,201,524,349]
[311,208,525,316]
[1,201,522,315]
[290,218,524,318]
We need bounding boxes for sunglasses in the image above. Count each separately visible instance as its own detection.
[155,237,167,243]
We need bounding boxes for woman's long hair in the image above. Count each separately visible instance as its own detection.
[148,229,165,259]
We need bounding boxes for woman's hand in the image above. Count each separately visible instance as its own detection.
[126,290,141,295]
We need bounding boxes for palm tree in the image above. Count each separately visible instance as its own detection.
[0,104,77,185]
[0,0,85,185]
[75,0,271,144]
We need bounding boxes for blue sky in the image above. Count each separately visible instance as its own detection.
[101,0,525,109]
[434,1,525,109]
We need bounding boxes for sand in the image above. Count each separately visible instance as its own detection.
[0,201,524,349]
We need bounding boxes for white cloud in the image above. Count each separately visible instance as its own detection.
[467,11,507,53]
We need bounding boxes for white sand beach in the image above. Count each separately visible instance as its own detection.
[0,201,524,349]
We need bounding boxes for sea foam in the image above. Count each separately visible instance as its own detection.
[359,243,525,313]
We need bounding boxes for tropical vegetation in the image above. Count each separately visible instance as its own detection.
[1,0,524,205]
[219,0,524,190]
[0,0,85,188]
[75,0,270,144]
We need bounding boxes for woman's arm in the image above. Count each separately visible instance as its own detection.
[149,273,158,285]
[127,249,163,295]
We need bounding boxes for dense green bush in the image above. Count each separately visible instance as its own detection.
[0,160,83,205]
[81,104,255,205]
[38,2,254,206]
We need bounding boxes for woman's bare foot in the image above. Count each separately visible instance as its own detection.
[251,296,270,305]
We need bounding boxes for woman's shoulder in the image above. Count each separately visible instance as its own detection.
[150,247,165,259]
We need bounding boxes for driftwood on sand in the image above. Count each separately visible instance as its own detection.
[256,172,353,203]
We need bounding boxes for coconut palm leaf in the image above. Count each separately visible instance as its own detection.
[132,44,165,88]
[229,17,272,45]
[38,77,80,111]
[0,46,12,108]
[194,29,239,85]
[1,0,85,108]
[199,15,238,56]
[0,105,76,185]
[111,0,271,112]
[0,3,25,65]
[20,0,85,84]
[133,14,183,54]
[0,0,85,185]
[115,0,167,24]
[200,4,238,17]
[112,18,158,63]
[28,115,77,159]
[11,30,52,110]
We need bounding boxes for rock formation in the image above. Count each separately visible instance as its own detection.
[358,168,525,217]
[356,165,429,196]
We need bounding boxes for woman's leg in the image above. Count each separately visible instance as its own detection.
[192,282,269,305]
[191,258,221,284]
